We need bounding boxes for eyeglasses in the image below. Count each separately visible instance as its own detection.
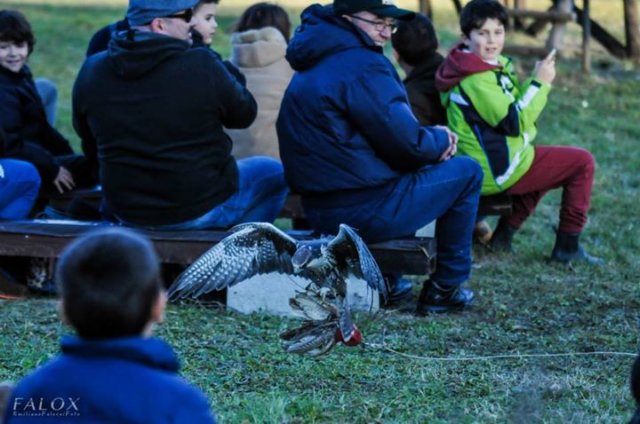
[163,8,193,23]
[350,15,397,34]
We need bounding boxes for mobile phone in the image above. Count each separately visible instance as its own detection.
[546,48,557,61]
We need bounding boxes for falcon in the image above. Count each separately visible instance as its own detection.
[167,222,387,356]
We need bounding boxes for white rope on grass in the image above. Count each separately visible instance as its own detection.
[363,342,637,362]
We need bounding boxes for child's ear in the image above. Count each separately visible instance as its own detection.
[462,33,470,47]
[150,290,167,324]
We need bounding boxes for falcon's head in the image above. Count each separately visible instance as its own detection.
[291,243,326,272]
[335,324,363,347]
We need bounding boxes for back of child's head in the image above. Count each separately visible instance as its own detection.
[55,227,162,340]
[460,0,508,37]
[0,10,35,54]
[391,13,438,67]
[235,3,292,42]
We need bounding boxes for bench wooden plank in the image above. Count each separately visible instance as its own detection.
[0,220,436,276]
[41,186,512,222]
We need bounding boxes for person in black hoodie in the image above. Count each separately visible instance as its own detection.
[73,0,287,229]
[86,18,130,57]
[391,12,446,127]
[0,10,95,194]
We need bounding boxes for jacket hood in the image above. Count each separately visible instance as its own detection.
[404,52,444,85]
[61,335,180,372]
[108,30,191,79]
[231,27,287,68]
[286,4,381,71]
[435,42,501,92]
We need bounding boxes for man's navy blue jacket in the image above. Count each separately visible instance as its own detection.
[276,4,450,207]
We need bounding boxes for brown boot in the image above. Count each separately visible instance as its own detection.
[473,220,493,245]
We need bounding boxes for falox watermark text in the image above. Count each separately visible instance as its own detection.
[12,397,81,417]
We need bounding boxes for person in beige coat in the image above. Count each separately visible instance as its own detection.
[226,3,293,160]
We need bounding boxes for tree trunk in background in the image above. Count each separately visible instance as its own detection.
[624,0,640,62]
[582,0,591,73]
[546,0,573,53]
[418,0,433,18]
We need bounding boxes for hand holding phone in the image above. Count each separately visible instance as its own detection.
[534,48,557,84]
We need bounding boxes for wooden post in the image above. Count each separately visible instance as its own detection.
[513,0,527,31]
[624,0,640,63]
[452,0,463,15]
[418,0,433,18]
[546,0,574,53]
[582,0,591,73]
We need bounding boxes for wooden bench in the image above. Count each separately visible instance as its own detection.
[0,220,436,277]
[39,186,512,223]
[9,187,510,281]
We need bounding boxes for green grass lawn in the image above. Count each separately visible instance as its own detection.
[1,1,640,422]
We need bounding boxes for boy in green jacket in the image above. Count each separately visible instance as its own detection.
[437,0,601,265]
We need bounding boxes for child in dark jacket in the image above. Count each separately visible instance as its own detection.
[391,12,446,127]
[0,10,95,194]
[3,227,217,423]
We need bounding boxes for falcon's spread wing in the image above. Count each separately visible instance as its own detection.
[325,224,388,301]
[167,223,297,300]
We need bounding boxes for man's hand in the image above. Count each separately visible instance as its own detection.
[53,166,75,194]
[434,125,458,162]
[533,48,556,84]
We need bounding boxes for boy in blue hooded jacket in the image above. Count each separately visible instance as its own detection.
[3,227,217,423]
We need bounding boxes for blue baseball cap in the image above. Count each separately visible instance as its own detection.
[127,0,198,26]
[333,0,416,20]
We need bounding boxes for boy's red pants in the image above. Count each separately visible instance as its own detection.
[505,145,595,234]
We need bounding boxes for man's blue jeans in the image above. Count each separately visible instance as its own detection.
[304,156,482,287]
[147,156,289,230]
[0,159,41,220]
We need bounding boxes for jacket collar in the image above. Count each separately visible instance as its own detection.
[61,335,180,372]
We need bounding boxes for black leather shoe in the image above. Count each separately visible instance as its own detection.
[26,258,57,296]
[416,280,474,315]
[383,276,413,305]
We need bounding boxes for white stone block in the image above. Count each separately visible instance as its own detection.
[226,273,379,317]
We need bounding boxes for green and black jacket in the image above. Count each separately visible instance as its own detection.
[437,46,551,194]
